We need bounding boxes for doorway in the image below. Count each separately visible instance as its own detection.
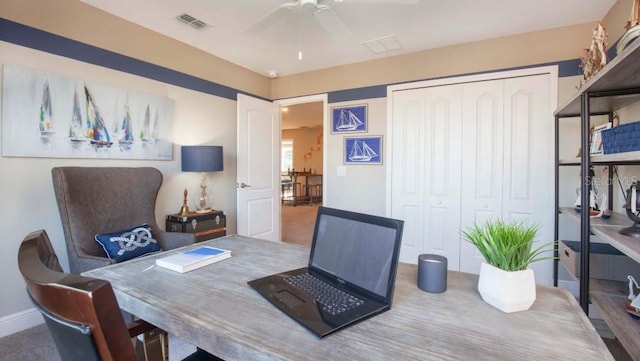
[277,95,327,246]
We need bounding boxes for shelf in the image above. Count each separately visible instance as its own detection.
[591,291,640,361]
[592,225,640,265]
[560,151,640,165]
[555,39,640,117]
[559,207,640,264]
[559,207,631,228]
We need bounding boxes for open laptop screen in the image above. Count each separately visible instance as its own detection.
[309,207,403,300]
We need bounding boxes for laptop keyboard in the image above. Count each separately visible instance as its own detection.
[285,273,365,315]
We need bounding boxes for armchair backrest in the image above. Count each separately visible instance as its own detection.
[51,167,164,273]
[18,230,137,361]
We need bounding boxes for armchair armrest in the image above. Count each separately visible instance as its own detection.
[72,254,115,274]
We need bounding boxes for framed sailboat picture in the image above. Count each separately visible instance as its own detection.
[1,64,173,160]
[344,135,382,165]
[331,104,367,133]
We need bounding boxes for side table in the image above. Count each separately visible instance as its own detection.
[166,210,226,243]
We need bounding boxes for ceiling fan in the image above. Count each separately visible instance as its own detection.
[247,0,420,47]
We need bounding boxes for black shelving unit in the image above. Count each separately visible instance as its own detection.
[554,38,640,360]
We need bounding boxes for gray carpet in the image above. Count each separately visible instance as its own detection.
[0,324,199,361]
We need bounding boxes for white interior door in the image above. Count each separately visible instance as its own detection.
[237,94,280,241]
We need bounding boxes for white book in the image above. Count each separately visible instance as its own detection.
[155,246,231,273]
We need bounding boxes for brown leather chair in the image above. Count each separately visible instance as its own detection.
[18,229,221,361]
[51,167,196,274]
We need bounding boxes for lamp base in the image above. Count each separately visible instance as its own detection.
[195,207,213,214]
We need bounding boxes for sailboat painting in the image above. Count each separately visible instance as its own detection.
[344,136,382,165]
[331,104,367,133]
[2,64,173,160]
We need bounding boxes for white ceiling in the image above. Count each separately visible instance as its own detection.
[81,0,616,78]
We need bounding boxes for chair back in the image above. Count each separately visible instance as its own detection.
[51,167,164,273]
[18,230,137,361]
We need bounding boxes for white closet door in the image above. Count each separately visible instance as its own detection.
[391,88,425,264]
[391,85,463,268]
[458,74,553,283]
[390,71,554,284]
[459,79,505,274]
[502,74,553,285]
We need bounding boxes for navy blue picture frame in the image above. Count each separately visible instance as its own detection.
[331,104,367,133]
[344,136,382,165]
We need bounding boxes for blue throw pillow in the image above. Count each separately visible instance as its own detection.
[95,224,161,263]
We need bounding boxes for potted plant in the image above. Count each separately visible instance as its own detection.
[461,219,552,313]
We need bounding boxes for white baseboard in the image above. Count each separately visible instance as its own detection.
[0,308,43,338]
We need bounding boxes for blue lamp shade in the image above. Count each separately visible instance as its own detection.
[181,146,224,172]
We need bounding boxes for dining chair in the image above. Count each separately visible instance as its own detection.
[17,229,222,361]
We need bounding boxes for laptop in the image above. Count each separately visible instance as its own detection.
[248,206,404,338]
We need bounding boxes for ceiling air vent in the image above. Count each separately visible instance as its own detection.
[362,35,401,54]
[176,13,209,30]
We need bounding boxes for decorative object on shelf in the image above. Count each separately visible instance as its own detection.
[461,219,552,313]
[626,275,640,319]
[617,0,640,55]
[620,182,640,237]
[181,145,224,213]
[601,120,640,154]
[344,135,382,165]
[590,123,611,154]
[179,188,190,216]
[579,21,608,86]
[573,165,608,218]
[331,104,367,133]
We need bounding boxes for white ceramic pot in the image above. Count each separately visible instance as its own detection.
[477,262,536,313]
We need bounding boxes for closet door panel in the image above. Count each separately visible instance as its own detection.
[392,89,426,263]
[422,86,463,269]
[460,80,504,274]
[503,74,553,285]
[392,86,463,267]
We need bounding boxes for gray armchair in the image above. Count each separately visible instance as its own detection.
[52,166,196,274]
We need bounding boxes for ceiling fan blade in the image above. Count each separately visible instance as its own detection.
[246,2,297,34]
[314,10,354,47]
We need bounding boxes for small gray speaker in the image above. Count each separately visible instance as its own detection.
[417,254,447,293]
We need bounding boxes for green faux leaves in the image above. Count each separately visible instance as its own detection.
[461,219,553,272]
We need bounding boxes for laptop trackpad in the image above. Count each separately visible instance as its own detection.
[275,290,305,308]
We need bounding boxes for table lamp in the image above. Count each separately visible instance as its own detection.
[181,145,223,214]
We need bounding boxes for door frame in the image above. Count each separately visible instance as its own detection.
[275,94,329,205]
[385,66,559,216]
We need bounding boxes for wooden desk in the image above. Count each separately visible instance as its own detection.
[84,235,613,360]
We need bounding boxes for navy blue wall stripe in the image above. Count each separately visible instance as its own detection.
[2,17,588,104]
